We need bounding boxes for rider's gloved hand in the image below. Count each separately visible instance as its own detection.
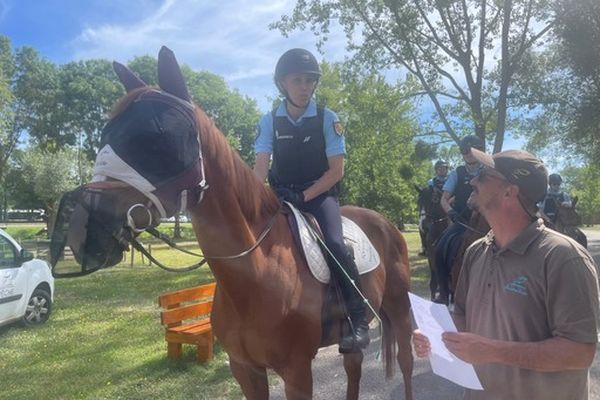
[275,187,305,208]
[447,208,460,223]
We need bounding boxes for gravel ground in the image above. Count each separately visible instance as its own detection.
[269,229,600,400]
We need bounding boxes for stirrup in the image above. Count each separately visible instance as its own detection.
[338,320,370,354]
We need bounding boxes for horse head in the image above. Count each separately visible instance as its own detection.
[50,47,207,276]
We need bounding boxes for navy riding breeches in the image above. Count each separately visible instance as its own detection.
[298,193,351,279]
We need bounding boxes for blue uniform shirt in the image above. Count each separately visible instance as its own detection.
[442,165,481,194]
[255,100,346,157]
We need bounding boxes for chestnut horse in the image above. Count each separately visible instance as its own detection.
[56,47,413,399]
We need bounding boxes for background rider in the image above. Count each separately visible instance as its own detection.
[414,148,599,400]
[433,136,484,304]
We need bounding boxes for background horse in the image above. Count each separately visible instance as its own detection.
[416,185,448,300]
[449,211,489,296]
[554,197,588,248]
[57,47,413,400]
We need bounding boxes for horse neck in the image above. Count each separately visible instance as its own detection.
[189,112,280,288]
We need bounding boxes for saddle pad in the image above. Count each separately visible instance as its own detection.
[286,202,381,283]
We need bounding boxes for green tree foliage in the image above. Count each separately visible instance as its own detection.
[316,62,427,225]
[0,36,19,190]
[17,146,91,230]
[553,0,599,164]
[273,0,554,152]
[59,59,124,160]
[183,67,260,163]
[127,56,260,163]
[560,164,600,225]
[511,0,599,164]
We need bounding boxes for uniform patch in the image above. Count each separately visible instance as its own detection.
[333,121,344,136]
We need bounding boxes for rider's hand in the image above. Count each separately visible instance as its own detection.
[413,329,431,358]
[274,187,305,208]
[447,208,460,223]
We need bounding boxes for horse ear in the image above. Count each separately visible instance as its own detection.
[158,46,191,102]
[112,61,147,92]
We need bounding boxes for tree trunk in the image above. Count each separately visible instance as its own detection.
[173,213,182,239]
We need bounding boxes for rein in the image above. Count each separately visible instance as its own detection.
[424,214,447,224]
[454,218,487,235]
[128,205,282,273]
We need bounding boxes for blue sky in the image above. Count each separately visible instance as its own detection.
[1,0,535,161]
[0,0,350,112]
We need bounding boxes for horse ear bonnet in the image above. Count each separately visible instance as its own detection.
[93,46,203,217]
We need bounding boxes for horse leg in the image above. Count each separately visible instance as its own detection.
[229,358,269,400]
[343,351,363,400]
[389,297,414,400]
[279,356,313,400]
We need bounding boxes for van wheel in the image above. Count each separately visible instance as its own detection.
[22,289,52,326]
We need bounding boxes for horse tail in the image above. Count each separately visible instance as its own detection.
[380,308,396,379]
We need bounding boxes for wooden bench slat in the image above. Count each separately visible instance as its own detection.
[158,282,216,364]
[158,282,217,307]
[167,318,211,334]
[160,301,213,326]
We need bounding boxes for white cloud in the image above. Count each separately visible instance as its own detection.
[70,0,349,111]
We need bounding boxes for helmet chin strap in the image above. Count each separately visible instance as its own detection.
[280,80,318,111]
[285,96,305,109]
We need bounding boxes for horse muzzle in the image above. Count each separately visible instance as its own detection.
[50,185,155,278]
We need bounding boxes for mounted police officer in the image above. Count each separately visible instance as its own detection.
[428,160,449,190]
[539,173,573,226]
[433,135,484,304]
[253,48,369,353]
[419,160,449,255]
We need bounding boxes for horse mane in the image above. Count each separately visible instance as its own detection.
[192,107,280,222]
[109,87,280,223]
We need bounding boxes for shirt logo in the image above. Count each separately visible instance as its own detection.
[504,275,528,296]
[303,136,311,143]
[275,130,293,140]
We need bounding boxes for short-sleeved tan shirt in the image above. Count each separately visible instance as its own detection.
[453,219,600,400]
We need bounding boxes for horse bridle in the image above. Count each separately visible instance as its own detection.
[126,203,282,272]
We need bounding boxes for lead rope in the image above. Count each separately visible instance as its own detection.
[294,210,383,360]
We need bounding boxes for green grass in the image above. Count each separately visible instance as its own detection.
[0,229,430,400]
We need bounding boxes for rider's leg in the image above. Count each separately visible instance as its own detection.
[304,194,369,353]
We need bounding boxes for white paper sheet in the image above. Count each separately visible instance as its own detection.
[409,292,484,390]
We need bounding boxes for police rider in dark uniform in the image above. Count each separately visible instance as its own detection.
[539,173,573,226]
[253,48,369,353]
[433,136,484,304]
[418,160,449,255]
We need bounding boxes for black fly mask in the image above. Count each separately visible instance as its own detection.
[50,46,207,277]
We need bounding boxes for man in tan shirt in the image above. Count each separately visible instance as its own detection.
[413,149,600,399]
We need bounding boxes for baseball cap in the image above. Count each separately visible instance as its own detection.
[470,148,548,203]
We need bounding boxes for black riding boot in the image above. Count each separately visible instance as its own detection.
[337,255,370,353]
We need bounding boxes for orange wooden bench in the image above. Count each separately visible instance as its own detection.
[158,282,216,363]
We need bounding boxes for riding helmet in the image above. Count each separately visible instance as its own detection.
[434,160,449,168]
[459,135,485,153]
[274,49,321,98]
[549,173,563,185]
